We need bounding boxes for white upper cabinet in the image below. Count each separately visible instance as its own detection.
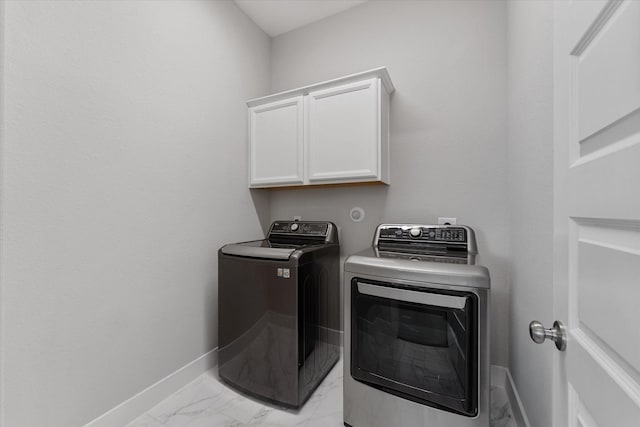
[249,96,304,187]
[307,78,380,183]
[247,68,394,188]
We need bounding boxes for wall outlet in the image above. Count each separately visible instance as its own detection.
[438,217,457,225]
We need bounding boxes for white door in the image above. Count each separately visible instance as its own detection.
[553,1,640,426]
[248,96,304,187]
[307,78,380,183]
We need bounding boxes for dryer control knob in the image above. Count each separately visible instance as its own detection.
[410,227,422,238]
[290,223,299,232]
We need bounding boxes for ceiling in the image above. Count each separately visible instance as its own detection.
[234,0,368,37]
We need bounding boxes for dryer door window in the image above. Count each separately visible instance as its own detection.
[350,278,478,416]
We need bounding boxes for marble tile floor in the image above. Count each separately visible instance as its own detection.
[127,359,518,427]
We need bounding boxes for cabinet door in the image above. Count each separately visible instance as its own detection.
[249,96,304,187]
[307,78,380,183]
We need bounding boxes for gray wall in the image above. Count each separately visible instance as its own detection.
[269,0,510,366]
[0,1,270,425]
[507,1,554,426]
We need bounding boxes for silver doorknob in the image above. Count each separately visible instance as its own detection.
[529,320,567,351]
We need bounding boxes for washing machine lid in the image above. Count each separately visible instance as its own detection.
[221,221,338,260]
[344,248,490,289]
[220,240,300,260]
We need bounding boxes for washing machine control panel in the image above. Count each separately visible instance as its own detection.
[270,221,329,236]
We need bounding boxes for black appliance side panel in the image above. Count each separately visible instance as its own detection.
[297,245,341,404]
[218,252,299,407]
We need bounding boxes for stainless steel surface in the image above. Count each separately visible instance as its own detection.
[345,248,490,289]
[372,224,478,256]
[529,320,567,351]
[356,281,467,309]
[344,223,490,427]
[218,221,340,408]
[344,272,490,427]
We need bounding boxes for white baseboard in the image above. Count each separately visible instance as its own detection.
[84,348,217,427]
[491,365,531,427]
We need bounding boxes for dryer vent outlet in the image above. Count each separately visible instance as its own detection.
[350,207,365,222]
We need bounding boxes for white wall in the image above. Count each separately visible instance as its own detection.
[507,1,554,426]
[268,0,510,366]
[0,1,270,425]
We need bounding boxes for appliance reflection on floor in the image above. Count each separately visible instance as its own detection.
[127,358,519,427]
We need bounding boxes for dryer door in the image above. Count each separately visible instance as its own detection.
[350,278,478,416]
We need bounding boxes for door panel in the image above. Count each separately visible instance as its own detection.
[307,78,379,182]
[567,0,609,51]
[249,96,304,187]
[575,1,640,140]
[577,230,640,372]
[569,384,600,427]
[567,341,640,426]
[569,144,640,218]
[578,108,640,157]
[555,1,640,426]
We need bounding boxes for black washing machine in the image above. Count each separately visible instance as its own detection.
[218,221,340,408]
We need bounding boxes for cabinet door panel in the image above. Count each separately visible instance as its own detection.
[249,97,304,187]
[308,78,379,182]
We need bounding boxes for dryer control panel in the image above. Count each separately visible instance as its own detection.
[378,226,467,243]
[374,224,478,259]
